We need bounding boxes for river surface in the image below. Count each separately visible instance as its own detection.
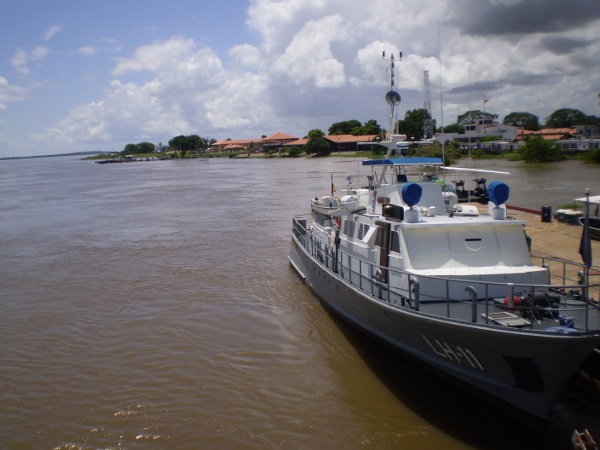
[1,155,599,449]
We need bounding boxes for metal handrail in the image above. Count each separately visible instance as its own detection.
[292,216,599,331]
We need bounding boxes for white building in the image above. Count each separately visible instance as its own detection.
[434,118,520,153]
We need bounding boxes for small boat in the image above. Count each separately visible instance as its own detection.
[95,159,122,164]
[289,68,600,420]
[580,217,600,241]
[95,155,136,164]
[575,195,600,241]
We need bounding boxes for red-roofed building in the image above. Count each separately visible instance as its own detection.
[325,134,379,152]
[282,134,379,153]
[211,138,263,153]
[518,128,575,141]
[262,132,298,152]
[283,138,309,147]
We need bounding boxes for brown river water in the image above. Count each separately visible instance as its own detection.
[1,155,599,449]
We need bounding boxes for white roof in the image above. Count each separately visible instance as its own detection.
[575,195,600,205]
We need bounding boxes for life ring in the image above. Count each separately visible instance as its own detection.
[335,216,342,228]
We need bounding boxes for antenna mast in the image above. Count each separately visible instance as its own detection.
[423,70,433,139]
[382,50,402,137]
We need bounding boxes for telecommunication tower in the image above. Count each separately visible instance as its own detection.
[423,70,433,139]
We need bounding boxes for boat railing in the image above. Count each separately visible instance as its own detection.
[532,254,595,288]
[292,216,599,332]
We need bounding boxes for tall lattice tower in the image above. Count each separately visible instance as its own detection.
[423,70,433,139]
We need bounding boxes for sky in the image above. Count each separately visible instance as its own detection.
[1,0,599,157]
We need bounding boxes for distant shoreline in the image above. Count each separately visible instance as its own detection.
[0,151,107,161]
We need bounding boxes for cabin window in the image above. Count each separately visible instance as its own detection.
[342,220,349,236]
[357,223,370,240]
[375,227,383,247]
[390,231,400,253]
[375,225,391,249]
[348,220,356,238]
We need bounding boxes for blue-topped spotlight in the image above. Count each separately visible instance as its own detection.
[488,180,510,206]
[402,182,422,207]
[402,182,422,222]
[488,181,509,220]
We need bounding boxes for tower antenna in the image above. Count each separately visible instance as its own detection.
[382,50,402,137]
[423,70,433,139]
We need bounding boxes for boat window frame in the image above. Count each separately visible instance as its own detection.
[390,230,401,253]
[348,220,356,239]
[357,223,370,240]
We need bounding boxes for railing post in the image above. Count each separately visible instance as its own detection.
[410,278,420,311]
[465,286,477,322]
[507,283,514,309]
[375,269,383,299]
[334,230,340,274]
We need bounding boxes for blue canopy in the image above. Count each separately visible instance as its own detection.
[362,157,443,166]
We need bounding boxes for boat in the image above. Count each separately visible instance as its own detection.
[580,214,600,240]
[288,64,600,420]
[586,218,600,241]
[576,195,600,241]
[95,155,136,164]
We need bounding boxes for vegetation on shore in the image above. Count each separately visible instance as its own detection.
[86,106,599,164]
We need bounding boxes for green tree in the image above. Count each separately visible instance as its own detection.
[437,123,463,133]
[168,134,213,152]
[137,142,156,154]
[307,129,325,139]
[585,115,600,125]
[359,119,382,136]
[544,108,587,128]
[456,110,498,125]
[480,135,501,142]
[328,120,362,135]
[287,146,303,157]
[503,112,540,130]
[305,129,330,156]
[519,135,563,163]
[122,143,138,154]
[169,135,187,151]
[581,149,600,164]
[121,142,155,154]
[396,108,436,140]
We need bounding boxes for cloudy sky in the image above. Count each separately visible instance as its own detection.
[1,0,599,157]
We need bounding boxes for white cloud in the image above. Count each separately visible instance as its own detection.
[112,38,202,76]
[0,76,36,110]
[78,46,99,57]
[31,46,50,60]
[34,37,273,147]
[271,15,347,88]
[11,48,30,75]
[229,44,261,67]
[43,25,62,41]
[10,46,51,75]
[12,0,600,157]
